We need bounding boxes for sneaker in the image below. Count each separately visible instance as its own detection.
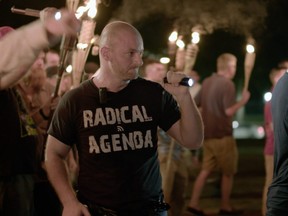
[186,207,206,216]
[218,209,243,215]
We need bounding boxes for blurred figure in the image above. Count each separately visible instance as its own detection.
[82,61,99,81]
[45,49,60,69]
[262,67,285,216]
[22,54,74,216]
[186,53,250,216]
[0,8,80,216]
[18,62,61,216]
[141,58,189,216]
[266,69,288,216]
[19,61,54,135]
[45,66,72,96]
[277,58,288,70]
[45,65,58,89]
[140,58,166,83]
[59,72,73,96]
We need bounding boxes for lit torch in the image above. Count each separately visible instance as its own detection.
[184,29,200,75]
[167,30,178,69]
[72,0,98,88]
[66,0,80,12]
[244,37,256,91]
[175,36,186,71]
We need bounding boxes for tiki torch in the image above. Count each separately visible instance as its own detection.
[163,32,183,201]
[184,29,200,75]
[167,30,178,69]
[66,0,80,12]
[175,36,186,71]
[52,0,80,98]
[11,6,40,17]
[72,0,98,88]
[244,37,256,91]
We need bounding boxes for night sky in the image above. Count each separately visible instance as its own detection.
[1,0,288,120]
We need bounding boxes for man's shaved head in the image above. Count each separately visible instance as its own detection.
[99,21,143,48]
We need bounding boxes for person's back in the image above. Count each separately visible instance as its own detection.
[262,67,285,216]
[266,71,288,216]
[198,73,235,138]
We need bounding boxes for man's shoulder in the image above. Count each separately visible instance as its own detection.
[62,79,94,98]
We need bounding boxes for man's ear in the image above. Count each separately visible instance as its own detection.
[100,47,110,61]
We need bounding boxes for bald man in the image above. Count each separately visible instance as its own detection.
[45,21,203,216]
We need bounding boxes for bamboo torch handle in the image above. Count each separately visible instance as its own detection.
[184,43,199,74]
[244,52,256,91]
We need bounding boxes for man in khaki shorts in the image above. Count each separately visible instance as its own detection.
[185,53,250,216]
[203,137,238,175]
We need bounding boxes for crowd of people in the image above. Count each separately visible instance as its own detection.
[0,6,288,216]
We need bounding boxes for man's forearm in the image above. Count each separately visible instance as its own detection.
[177,94,204,149]
[0,21,49,89]
[46,153,79,206]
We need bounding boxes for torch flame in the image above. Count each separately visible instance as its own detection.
[246,44,255,53]
[160,57,170,64]
[73,0,98,88]
[76,0,97,19]
[191,31,200,44]
[169,31,178,43]
[176,38,185,49]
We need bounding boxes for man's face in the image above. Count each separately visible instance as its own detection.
[145,63,166,83]
[31,52,45,70]
[45,52,60,68]
[225,60,237,79]
[108,32,144,81]
[29,68,46,91]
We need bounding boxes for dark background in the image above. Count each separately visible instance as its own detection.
[1,0,288,121]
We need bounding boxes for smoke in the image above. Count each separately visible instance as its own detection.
[113,0,267,37]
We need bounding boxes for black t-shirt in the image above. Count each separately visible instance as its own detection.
[48,78,180,210]
[267,72,288,211]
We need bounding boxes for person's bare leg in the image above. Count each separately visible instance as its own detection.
[188,170,210,210]
[220,174,234,210]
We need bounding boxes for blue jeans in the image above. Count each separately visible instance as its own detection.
[0,175,35,216]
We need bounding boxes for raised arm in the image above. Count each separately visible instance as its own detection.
[164,71,204,149]
[0,8,80,90]
[225,89,250,117]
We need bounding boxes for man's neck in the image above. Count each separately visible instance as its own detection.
[92,70,130,92]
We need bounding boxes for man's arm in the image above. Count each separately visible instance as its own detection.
[225,89,250,117]
[45,135,91,216]
[0,9,79,90]
[164,71,204,150]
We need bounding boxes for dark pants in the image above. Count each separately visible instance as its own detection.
[266,207,288,216]
[78,194,169,216]
[34,181,62,216]
[88,205,168,216]
[0,175,34,216]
